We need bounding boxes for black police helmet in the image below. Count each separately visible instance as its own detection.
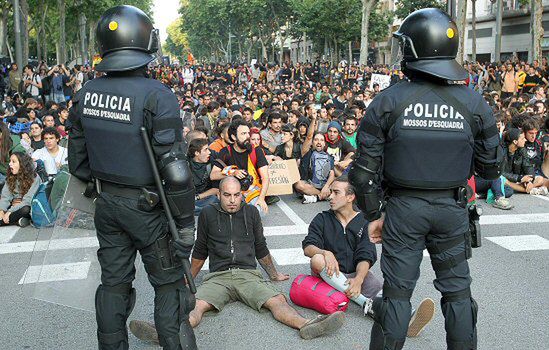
[393,8,468,81]
[95,5,159,72]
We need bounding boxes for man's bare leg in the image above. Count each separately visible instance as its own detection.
[263,294,309,329]
[189,300,215,328]
[262,294,345,340]
[294,180,321,196]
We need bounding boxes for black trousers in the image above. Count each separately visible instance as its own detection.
[0,205,31,226]
[94,192,196,350]
[370,196,477,350]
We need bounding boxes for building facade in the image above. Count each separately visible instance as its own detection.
[464,0,549,62]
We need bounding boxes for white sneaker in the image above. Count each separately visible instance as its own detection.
[530,186,548,196]
[302,195,318,204]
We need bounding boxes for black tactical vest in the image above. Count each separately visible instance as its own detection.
[383,86,474,189]
[74,75,165,186]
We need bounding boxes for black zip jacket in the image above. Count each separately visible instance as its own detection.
[192,202,270,273]
[302,210,377,274]
[502,147,535,183]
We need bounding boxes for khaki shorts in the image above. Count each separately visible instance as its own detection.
[196,269,282,312]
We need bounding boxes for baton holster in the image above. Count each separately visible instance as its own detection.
[155,233,183,271]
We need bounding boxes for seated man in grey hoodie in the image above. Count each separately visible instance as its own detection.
[130,177,345,344]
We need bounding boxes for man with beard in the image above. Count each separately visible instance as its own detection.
[294,133,336,204]
[210,119,270,214]
[342,115,358,148]
[325,121,355,177]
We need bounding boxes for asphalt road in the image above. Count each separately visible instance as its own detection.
[0,193,548,350]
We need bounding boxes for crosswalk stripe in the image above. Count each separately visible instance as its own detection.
[0,226,19,244]
[275,199,307,225]
[486,235,549,252]
[480,213,549,225]
[0,236,98,255]
[18,262,91,284]
[2,211,549,255]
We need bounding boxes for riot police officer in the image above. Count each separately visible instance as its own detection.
[349,8,502,350]
[68,5,197,350]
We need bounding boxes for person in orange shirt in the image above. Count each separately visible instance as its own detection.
[209,123,231,157]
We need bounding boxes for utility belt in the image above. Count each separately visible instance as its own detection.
[98,180,160,211]
[388,187,468,208]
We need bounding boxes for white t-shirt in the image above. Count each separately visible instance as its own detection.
[32,146,68,175]
[24,73,42,97]
[74,72,84,92]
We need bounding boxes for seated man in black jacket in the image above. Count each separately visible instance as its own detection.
[302,176,435,338]
[502,128,546,194]
[130,177,345,343]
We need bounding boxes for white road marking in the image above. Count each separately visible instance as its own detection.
[18,262,91,284]
[0,236,98,255]
[263,224,309,237]
[532,195,549,202]
[480,213,549,225]
[0,226,19,243]
[486,235,549,252]
[275,199,307,225]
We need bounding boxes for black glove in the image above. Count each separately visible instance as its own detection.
[172,226,195,260]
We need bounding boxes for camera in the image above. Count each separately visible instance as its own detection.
[239,174,254,191]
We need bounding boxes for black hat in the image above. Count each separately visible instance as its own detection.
[393,8,467,81]
[95,5,159,72]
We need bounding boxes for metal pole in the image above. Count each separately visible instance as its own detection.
[495,0,503,62]
[13,0,23,69]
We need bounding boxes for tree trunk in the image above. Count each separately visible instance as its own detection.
[88,20,96,62]
[0,6,7,56]
[58,0,66,64]
[78,9,88,64]
[40,1,48,64]
[334,38,339,63]
[348,41,353,63]
[494,0,503,62]
[279,33,284,64]
[455,0,467,64]
[237,38,242,63]
[20,0,29,64]
[359,0,377,65]
[471,0,476,62]
[531,0,544,63]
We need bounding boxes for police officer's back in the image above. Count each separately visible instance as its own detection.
[68,6,196,350]
[349,8,502,350]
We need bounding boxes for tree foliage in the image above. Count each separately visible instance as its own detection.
[175,0,393,62]
[394,0,444,19]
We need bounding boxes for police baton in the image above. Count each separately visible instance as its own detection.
[140,127,197,294]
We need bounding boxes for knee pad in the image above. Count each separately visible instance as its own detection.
[95,283,135,348]
[369,316,405,350]
[442,289,477,350]
[155,279,197,350]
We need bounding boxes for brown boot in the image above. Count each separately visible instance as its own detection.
[129,320,159,345]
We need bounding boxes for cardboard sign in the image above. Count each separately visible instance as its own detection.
[266,159,300,196]
[369,73,391,91]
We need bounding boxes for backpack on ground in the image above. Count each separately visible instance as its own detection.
[289,274,349,314]
[31,182,55,227]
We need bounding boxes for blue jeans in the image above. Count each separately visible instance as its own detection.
[194,196,219,216]
[475,176,513,199]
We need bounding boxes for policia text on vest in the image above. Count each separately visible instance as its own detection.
[82,91,133,123]
[402,103,465,131]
